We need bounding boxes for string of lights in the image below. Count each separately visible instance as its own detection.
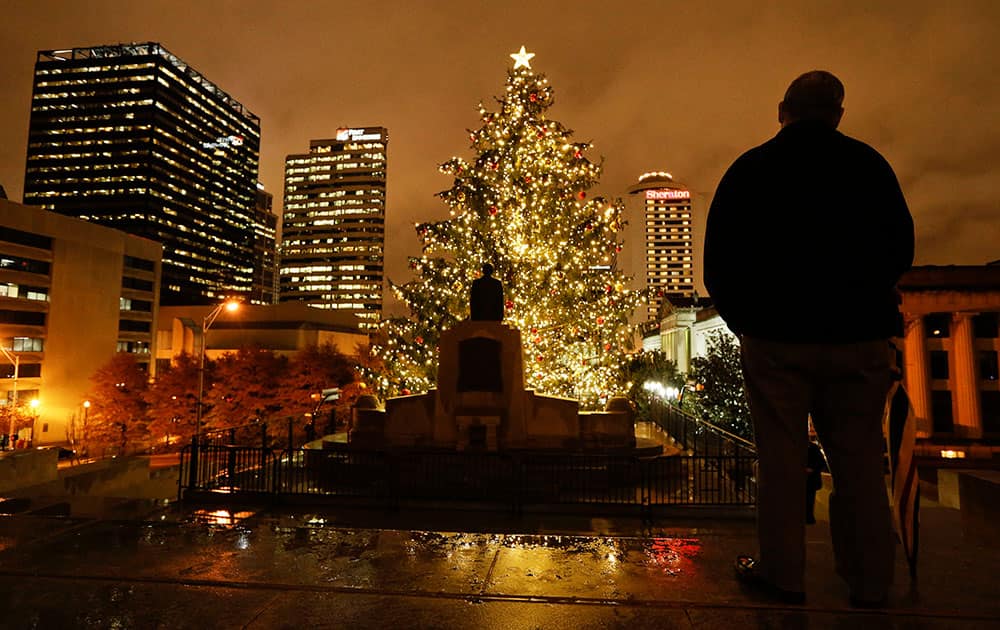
[365,48,646,408]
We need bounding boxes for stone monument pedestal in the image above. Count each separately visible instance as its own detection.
[350,320,639,453]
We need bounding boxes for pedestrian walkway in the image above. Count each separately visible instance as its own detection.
[0,498,995,629]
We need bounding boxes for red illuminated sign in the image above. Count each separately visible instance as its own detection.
[646,189,691,201]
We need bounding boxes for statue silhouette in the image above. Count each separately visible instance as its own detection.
[470,263,504,321]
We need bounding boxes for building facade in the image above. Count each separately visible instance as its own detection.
[250,184,278,305]
[23,43,260,305]
[1,199,162,444]
[898,266,1000,448]
[280,127,387,329]
[626,172,697,321]
[155,301,368,371]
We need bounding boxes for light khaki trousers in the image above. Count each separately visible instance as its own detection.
[740,336,895,600]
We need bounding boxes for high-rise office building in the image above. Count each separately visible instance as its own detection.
[280,127,387,329]
[23,43,260,305]
[627,172,695,320]
[251,183,278,305]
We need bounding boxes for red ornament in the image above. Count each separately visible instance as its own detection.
[536,355,544,362]
[574,150,583,159]
[604,343,612,351]
[530,328,538,334]
[415,336,423,345]
[489,206,498,215]
[578,191,586,200]
[401,388,411,395]
[606,285,613,294]
[596,316,605,325]
[533,336,541,344]
[524,176,533,183]
[529,93,538,102]
[615,246,622,253]
[505,300,514,310]
[491,162,499,170]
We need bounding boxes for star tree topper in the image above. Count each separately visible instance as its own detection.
[510,45,535,69]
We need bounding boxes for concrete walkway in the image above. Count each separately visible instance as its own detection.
[0,497,996,629]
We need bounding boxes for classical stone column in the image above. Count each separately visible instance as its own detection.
[902,314,932,437]
[951,312,983,438]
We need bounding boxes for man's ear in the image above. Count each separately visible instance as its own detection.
[831,107,844,128]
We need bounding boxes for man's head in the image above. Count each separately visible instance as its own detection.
[778,70,844,129]
[481,263,494,277]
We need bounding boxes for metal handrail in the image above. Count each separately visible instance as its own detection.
[646,401,756,460]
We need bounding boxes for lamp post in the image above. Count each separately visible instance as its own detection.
[195,299,240,444]
[28,398,39,447]
[81,400,90,447]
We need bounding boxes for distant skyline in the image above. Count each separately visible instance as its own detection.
[2,1,999,290]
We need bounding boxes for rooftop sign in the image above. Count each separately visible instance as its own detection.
[335,128,384,142]
[646,189,691,201]
[202,135,244,150]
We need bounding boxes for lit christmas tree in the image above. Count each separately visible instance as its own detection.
[370,47,644,408]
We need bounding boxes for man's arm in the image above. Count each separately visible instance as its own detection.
[866,152,914,289]
[704,161,748,333]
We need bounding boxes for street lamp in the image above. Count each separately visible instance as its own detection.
[28,398,39,447]
[81,400,90,446]
[195,299,240,444]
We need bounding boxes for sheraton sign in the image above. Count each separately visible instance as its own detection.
[646,189,691,201]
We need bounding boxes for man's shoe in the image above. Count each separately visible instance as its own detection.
[734,556,806,605]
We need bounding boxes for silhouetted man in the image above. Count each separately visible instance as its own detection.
[704,70,914,608]
[470,263,504,321]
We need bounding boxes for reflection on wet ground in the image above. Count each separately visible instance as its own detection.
[0,502,995,629]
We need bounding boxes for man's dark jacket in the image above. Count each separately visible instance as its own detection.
[703,120,914,343]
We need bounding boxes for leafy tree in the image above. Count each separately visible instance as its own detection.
[367,49,643,408]
[0,405,35,444]
[86,353,149,453]
[274,344,357,444]
[203,346,287,436]
[144,352,200,448]
[689,331,753,440]
[623,350,682,420]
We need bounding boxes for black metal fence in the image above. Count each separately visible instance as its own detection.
[180,444,757,514]
[179,400,759,514]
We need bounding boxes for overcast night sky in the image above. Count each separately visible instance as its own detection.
[2,0,999,289]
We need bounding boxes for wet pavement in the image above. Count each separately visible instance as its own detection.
[0,496,996,629]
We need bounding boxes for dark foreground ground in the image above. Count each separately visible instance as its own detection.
[0,494,996,629]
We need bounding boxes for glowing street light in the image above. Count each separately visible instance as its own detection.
[195,299,240,444]
[26,398,40,447]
